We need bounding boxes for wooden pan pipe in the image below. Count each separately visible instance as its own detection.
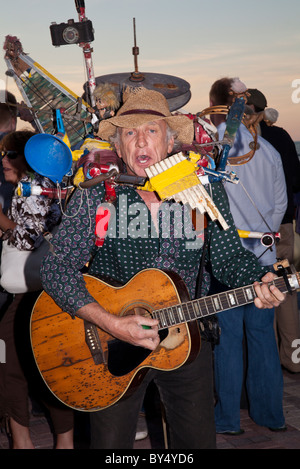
[144,153,229,230]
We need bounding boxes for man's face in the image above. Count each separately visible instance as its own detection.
[115,120,174,177]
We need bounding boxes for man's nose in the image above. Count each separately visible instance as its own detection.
[135,130,147,147]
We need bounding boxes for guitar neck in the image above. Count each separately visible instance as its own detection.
[153,274,298,331]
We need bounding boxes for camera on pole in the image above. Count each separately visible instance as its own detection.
[50,18,94,46]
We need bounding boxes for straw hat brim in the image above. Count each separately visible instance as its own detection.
[97,113,194,144]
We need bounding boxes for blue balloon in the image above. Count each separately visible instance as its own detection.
[24,134,72,183]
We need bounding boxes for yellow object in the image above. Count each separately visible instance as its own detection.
[237,229,266,240]
[188,151,202,165]
[62,133,71,148]
[56,131,71,149]
[238,229,251,238]
[72,149,85,162]
[137,153,229,231]
[72,138,113,162]
[155,173,201,199]
[146,159,199,199]
[72,138,114,186]
[79,138,112,151]
[73,167,85,186]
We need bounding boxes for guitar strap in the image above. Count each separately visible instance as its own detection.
[196,227,208,297]
[195,225,221,347]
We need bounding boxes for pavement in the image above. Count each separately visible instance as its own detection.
[2,290,300,451]
[1,368,300,450]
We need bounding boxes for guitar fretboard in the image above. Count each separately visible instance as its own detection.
[152,275,293,331]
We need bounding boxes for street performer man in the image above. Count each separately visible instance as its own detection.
[41,87,285,449]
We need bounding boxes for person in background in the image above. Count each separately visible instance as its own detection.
[0,91,38,217]
[209,77,288,435]
[0,91,18,212]
[41,87,285,449]
[0,92,24,313]
[0,130,74,449]
[247,88,300,373]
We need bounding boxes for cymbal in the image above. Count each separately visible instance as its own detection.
[83,71,191,111]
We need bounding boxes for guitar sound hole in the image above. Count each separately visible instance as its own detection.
[107,329,168,377]
[125,306,151,317]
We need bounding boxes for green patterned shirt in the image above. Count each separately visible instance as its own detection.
[41,181,267,316]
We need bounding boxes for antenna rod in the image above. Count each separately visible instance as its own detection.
[75,0,85,14]
[130,18,144,81]
[75,0,96,105]
[132,18,139,73]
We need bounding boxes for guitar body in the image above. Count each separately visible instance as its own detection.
[30,269,201,411]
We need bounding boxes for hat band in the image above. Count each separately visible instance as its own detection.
[119,109,166,117]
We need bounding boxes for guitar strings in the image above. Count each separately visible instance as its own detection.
[151,276,287,329]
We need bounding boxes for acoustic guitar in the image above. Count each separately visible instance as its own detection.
[30,267,299,411]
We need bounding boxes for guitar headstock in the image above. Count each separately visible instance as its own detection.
[273,259,300,292]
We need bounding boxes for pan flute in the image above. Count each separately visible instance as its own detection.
[144,153,229,230]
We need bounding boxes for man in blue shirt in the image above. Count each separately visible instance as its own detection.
[247,88,300,373]
[209,77,287,435]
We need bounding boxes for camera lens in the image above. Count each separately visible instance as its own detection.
[62,26,80,44]
[261,234,274,247]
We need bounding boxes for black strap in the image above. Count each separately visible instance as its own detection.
[196,228,208,298]
[195,228,221,346]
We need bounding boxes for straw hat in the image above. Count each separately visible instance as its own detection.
[97,87,194,144]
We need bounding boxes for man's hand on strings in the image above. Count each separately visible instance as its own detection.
[253,272,286,309]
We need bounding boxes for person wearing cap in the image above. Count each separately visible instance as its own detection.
[41,87,286,449]
[247,88,300,373]
[209,78,287,435]
[246,88,268,113]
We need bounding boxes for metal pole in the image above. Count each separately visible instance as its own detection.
[75,0,96,106]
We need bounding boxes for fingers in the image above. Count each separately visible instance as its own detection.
[134,316,160,350]
[137,315,159,331]
[253,278,286,309]
[138,334,161,351]
[115,314,160,350]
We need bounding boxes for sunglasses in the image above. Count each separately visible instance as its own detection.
[0,150,19,159]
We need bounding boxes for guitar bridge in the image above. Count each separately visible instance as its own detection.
[84,321,106,365]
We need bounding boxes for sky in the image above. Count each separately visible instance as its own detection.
[1,0,300,140]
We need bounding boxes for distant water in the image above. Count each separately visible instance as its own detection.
[295,141,300,158]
